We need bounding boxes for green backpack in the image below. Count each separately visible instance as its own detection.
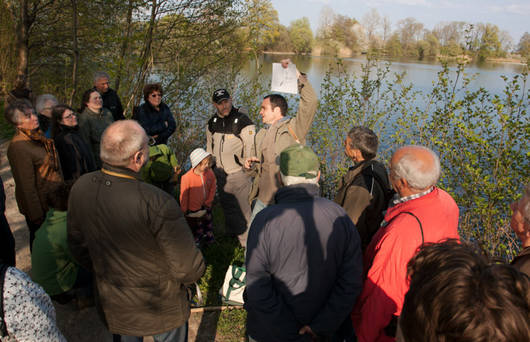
[142,144,178,183]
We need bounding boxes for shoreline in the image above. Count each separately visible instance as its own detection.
[262,51,527,66]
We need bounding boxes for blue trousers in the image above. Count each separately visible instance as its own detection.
[113,323,188,342]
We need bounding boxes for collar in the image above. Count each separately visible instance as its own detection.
[274,183,320,204]
[266,115,290,129]
[101,163,141,180]
[392,186,434,205]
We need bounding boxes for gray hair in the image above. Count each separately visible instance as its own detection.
[4,100,33,126]
[93,71,110,83]
[35,94,58,114]
[391,145,441,190]
[347,126,379,160]
[280,173,319,187]
[100,120,148,167]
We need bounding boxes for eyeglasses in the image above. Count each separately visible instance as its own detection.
[63,113,77,120]
[150,93,162,98]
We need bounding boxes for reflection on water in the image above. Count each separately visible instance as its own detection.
[241,54,527,96]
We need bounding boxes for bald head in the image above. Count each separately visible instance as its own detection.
[390,145,441,193]
[100,120,148,168]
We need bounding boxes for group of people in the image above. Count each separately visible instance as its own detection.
[0,59,528,342]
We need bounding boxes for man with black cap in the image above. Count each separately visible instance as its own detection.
[206,89,255,247]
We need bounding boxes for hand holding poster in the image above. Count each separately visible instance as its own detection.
[271,62,298,94]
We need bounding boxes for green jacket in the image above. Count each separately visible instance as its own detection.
[250,76,318,204]
[31,209,79,296]
[78,107,114,168]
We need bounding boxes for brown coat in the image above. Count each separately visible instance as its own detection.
[7,129,63,223]
[67,164,205,336]
[334,159,391,250]
[250,76,318,204]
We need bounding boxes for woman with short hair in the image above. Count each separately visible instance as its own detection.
[132,83,176,145]
[51,105,96,182]
[5,100,63,249]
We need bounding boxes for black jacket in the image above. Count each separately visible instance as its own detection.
[97,88,125,121]
[54,125,97,182]
[133,102,176,145]
[67,164,205,335]
[245,183,363,341]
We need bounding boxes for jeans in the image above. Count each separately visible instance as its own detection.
[113,323,188,342]
[249,199,267,227]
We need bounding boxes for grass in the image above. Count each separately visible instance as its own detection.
[193,201,247,340]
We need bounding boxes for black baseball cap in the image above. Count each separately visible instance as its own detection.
[212,89,230,103]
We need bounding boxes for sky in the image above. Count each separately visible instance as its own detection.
[270,0,529,43]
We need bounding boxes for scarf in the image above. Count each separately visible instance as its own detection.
[18,128,61,171]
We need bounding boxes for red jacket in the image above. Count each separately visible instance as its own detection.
[352,187,459,342]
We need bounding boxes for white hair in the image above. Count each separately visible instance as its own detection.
[35,94,58,113]
[280,173,319,187]
[100,120,147,167]
[391,145,441,190]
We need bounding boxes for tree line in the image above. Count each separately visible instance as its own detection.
[260,6,530,63]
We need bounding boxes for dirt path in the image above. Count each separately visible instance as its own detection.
[1,141,223,342]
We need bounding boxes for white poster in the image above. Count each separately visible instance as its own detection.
[271,63,298,94]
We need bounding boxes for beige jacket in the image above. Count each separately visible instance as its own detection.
[250,76,318,204]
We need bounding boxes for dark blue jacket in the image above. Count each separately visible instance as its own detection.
[133,102,176,145]
[245,183,363,342]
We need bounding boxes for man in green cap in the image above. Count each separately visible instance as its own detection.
[244,144,363,342]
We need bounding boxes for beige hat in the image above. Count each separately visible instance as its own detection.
[190,148,211,168]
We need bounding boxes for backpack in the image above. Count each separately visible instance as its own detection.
[142,144,177,183]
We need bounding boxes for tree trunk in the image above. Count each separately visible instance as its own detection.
[15,0,30,86]
[115,0,134,93]
[126,0,157,111]
[69,0,79,106]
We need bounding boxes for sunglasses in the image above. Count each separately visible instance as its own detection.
[150,93,162,98]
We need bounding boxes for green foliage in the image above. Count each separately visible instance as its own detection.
[518,32,530,61]
[288,17,313,54]
[243,0,280,59]
[311,56,529,260]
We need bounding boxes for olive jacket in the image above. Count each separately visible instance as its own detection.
[78,107,114,168]
[249,76,318,205]
[67,164,205,336]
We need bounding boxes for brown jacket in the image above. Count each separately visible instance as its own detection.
[250,76,318,204]
[7,129,63,223]
[67,164,205,336]
[334,159,391,250]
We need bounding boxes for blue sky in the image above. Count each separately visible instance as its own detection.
[270,0,529,43]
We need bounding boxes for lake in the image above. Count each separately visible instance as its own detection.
[241,54,527,96]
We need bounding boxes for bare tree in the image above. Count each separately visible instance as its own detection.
[362,8,382,44]
[383,16,391,43]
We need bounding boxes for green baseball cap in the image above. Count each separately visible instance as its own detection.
[280,144,319,179]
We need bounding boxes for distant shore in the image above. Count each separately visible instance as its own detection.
[262,51,527,66]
